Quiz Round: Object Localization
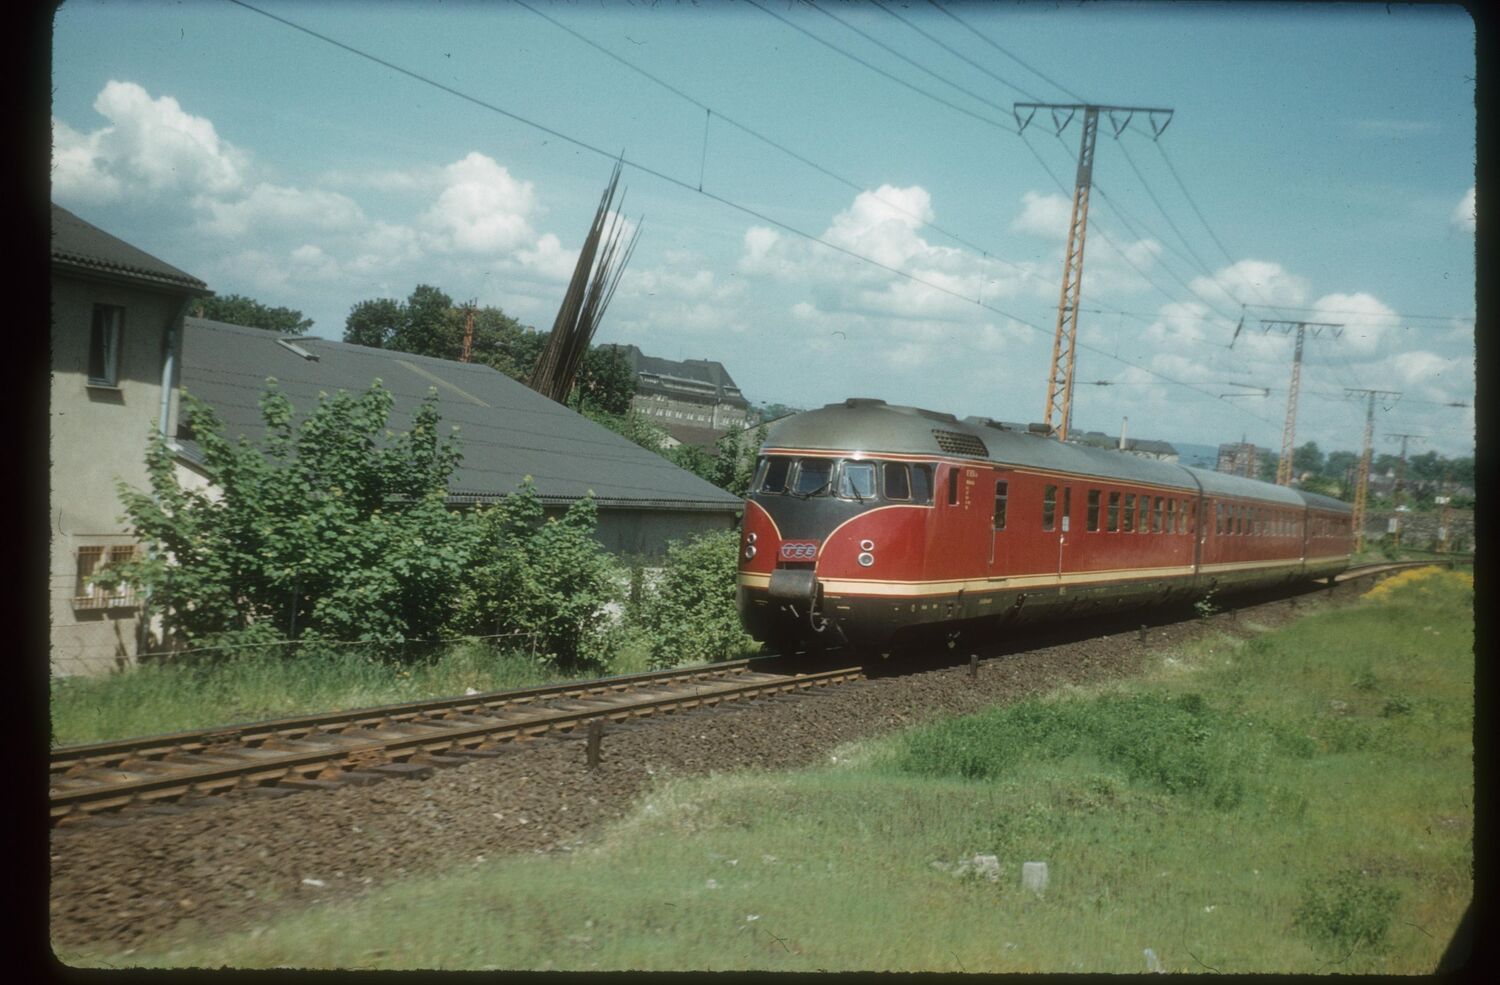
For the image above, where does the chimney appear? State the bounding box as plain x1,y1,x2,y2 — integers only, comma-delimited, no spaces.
1119,416,1129,451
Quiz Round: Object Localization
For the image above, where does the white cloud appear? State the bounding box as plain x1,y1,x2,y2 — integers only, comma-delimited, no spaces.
197,183,365,237
1308,292,1399,359
421,152,538,253
512,233,578,281
1450,186,1475,233
1010,191,1072,239
51,81,247,203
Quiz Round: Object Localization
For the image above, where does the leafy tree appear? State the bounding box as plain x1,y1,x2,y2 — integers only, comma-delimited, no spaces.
706,423,767,498
451,482,620,670
570,344,637,416
193,294,313,333
390,284,459,357
98,382,467,654
1292,441,1324,476
344,297,404,349
636,529,757,668
579,406,671,455
1323,449,1360,481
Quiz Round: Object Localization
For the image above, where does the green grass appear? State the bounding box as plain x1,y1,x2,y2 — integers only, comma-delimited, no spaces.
70,571,1472,972
50,642,579,746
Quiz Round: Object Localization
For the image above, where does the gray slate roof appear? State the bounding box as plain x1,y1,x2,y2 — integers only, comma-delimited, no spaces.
614,344,749,408
51,204,209,294
177,319,745,512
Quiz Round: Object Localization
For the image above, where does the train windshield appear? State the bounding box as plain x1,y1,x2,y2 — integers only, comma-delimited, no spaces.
757,456,792,494
790,458,835,497
839,461,877,500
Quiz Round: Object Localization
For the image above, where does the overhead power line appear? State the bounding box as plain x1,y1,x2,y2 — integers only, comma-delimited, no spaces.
229,0,1293,437
925,0,1088,103
870,0,1043,102
744,0,1018,134
513,0,1037,279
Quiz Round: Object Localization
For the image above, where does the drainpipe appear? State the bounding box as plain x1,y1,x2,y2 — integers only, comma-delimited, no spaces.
139,297,195,659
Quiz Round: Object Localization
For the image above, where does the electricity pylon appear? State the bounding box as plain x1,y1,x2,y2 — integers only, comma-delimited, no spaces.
1016,102,1174,441
1384,432,1424,547
1345,388,1402,552
1261,320,1342,485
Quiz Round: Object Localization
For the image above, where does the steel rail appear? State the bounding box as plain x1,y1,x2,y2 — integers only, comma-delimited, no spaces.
50,657,766,774
50,665,862,822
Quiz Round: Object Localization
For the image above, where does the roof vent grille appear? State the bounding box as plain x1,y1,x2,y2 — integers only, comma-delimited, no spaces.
932,429,988,457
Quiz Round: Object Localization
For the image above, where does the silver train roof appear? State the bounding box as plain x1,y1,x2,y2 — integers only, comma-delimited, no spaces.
763,399,1350,513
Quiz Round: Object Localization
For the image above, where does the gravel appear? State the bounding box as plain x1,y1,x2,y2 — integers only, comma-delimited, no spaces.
49,580,1369,956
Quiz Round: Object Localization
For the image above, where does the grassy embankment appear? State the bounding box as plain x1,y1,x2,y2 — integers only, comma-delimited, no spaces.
82,568,1472,973
50,640,661,747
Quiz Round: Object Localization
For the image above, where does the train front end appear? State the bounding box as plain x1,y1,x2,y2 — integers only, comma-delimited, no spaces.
736,400,939,653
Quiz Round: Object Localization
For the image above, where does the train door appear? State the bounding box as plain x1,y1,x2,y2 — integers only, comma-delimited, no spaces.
988,469,1011,575
1046,482,1072,580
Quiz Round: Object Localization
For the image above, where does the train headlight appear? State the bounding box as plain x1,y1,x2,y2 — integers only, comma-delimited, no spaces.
745,545,757,559
860,539,875,551
858,552,875,567
748,532,758,544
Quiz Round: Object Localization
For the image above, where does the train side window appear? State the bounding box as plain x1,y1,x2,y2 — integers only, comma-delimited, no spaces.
1107,492,1120,531
1138,495,1150,534
948,467,959,506
759,456,791,494
1042,484,1057,531
993,480,1009,530
1153,496,1164,533
1215,503,1223,535
1189,500,1196,535
1167,499,1177,533
884,462,911,501
1087,489,1101,531
1063,487,1072,531
1123,494,1136,532
839,461,877,501
910,464,933,504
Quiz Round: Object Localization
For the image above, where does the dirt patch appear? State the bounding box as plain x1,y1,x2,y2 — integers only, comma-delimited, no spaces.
50,581,1368,958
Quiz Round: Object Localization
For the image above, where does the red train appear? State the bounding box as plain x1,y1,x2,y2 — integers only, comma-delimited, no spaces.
736,399,1355,653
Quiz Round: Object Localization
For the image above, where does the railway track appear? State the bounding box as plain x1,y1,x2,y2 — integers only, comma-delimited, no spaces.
49,558,1459,826
49,659,863,825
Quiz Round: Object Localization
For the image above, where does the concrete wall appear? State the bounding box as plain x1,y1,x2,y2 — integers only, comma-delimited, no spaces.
50,272,188,676
1364,509,1475,553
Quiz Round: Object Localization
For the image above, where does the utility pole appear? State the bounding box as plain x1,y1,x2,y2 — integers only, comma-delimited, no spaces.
1261,320,1342,485
1384,432,1424,547
458,299,477,364
1015,102,1174,441
1345,388,1402,552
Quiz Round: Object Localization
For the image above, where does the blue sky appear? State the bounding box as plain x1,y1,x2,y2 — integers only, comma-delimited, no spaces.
52,0,1476,458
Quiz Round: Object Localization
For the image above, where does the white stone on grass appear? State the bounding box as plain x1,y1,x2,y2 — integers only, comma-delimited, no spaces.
1021,861,1049,894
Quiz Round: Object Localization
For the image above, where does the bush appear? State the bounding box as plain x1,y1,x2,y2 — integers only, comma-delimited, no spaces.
636,529,757,669
451,482,620,671
1294,869,1401,953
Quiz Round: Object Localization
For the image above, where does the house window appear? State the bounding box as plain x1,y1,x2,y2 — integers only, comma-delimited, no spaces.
993,480,1008,531
1042,484,1057,531
1087,489,1101,531
88,304,124,386
73,545,136,608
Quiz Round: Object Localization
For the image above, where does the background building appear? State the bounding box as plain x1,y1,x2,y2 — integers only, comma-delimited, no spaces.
1217,441,1261,478
611,344,750,440
50,204,210,676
